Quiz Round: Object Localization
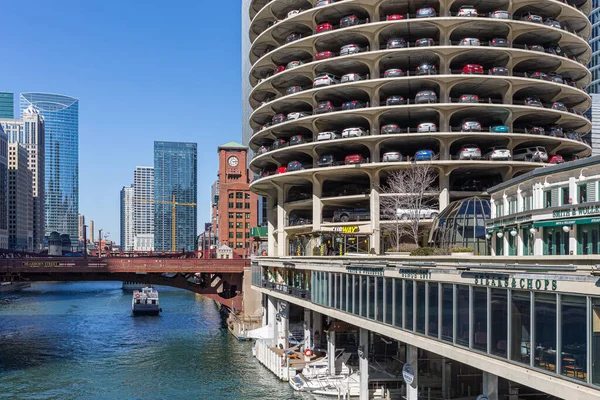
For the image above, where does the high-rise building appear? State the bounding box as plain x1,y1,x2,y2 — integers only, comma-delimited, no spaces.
0,127,7,249
215,142,257,257
133,166,154,251
0,105,46,250
0,92,13,119
153,141,197,251
589,3,600,93
20,93,78,246
591,94,600,155
7,143,33,250
120,186,135,251
78,214,85,243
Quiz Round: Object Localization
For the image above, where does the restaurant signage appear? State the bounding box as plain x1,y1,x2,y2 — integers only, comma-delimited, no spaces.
553,204,600,218
332,226,359,233
487,214,532,228
473,274,557,291
346,266,384,276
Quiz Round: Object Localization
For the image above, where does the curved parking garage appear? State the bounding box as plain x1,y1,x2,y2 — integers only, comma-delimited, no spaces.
247,0,592,259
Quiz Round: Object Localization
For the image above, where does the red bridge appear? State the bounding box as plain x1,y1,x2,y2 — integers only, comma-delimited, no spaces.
0,257,250,310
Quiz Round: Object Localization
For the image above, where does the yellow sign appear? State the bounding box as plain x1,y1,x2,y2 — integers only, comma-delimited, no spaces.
332,226,359,233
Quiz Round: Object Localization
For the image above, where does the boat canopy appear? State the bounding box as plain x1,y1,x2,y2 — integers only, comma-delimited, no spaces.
245,325,274,340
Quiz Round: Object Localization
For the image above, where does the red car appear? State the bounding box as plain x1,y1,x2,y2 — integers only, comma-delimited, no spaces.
274,65,286,74
276,166,287,174
386,14,405,20
316,22,334,33
315,50,335,60
344,154,366,165
548,155,564,164
462,64,484,74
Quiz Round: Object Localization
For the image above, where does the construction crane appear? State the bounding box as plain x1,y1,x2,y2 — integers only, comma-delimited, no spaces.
133,194,196,252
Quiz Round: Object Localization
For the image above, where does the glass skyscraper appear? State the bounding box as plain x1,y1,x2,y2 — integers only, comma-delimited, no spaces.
154,141,197,251
590,0,600,93
0,92,13,119
20,93,79,246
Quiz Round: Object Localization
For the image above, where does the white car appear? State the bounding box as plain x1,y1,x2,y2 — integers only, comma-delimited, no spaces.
482,147,511,161
396,207,439,220
383,152,402,162
286,111,311,120
342,127,367,138
461,120,481,132
340,44,361,55
287,9,301,18
341,73,363,83
417,122,437,132
458,144,481,160
458,6,477,16
313,73,340,87
459,38,480,46
317,131,342,141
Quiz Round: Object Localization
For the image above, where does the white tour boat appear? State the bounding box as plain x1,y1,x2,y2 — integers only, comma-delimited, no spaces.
131,287,161,316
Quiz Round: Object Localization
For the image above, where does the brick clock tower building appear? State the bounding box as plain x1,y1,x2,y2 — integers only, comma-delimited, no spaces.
214,142,257,257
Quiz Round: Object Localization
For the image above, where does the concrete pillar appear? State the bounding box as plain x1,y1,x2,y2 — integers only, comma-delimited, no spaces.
439,173,450,211
267,296,277,341
406,344,419,400
312,176,323,232
569,225,577,255
534,229,543,256
262,293,268,327
569,176,577,204
482,371,499,400
359,328,369,400
313,311,323,349
442,358,452,399
276,186,287,256
276,299,289,349
303,308,312,351
370,178,381,255
327,330,336,376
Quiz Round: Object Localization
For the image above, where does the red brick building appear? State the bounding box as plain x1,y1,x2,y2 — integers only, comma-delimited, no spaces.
212,142,258,258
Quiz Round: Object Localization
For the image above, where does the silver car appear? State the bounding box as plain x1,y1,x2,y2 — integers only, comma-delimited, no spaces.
417,122,437,132
340,44,361,55
341,73,363,83
317,131,342,141
512,146,548,162
461,120,482,132
396,207,439,220
490,10,511,19
459,38,480,46
342,127,367,138
482,147,511,161
458,144,481,160
382,152,402,162
313,73,340,87
286,111,311,120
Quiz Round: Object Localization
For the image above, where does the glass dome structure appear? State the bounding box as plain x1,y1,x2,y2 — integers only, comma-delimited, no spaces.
430,197,490,255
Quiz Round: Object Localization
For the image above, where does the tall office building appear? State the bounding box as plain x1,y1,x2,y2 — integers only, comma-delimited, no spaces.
133,166,154,250
0,92,13,119
592,94,600,155
0,105,46,250
154,141,197,251
120,186,135,251
0,127,7,249
590,3,600,93
20,93,78,246
7,143,33,250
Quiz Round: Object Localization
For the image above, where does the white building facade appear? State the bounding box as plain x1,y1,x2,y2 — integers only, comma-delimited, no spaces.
133,166,153,250
120,186,135,251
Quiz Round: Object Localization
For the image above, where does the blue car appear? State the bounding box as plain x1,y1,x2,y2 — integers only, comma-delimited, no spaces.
491,125,509,133
415,149,435,161
416,7,436,18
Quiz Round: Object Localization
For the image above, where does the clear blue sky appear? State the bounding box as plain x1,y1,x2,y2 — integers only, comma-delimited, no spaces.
1,1,243,244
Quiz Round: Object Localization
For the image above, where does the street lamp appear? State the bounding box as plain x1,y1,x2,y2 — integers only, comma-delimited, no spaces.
497,232,504,238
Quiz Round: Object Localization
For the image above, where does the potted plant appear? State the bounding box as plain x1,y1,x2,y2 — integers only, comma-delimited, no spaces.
450,247,475,256
386,243,419,256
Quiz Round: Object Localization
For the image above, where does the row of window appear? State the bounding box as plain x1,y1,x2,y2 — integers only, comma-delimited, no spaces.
229,222,251,229
228,192,252,199
308,271,597,386
228,202,252,209
228,212,252,219
228,232,251,239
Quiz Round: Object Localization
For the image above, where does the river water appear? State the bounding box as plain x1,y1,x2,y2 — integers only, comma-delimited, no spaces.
0,282,305,400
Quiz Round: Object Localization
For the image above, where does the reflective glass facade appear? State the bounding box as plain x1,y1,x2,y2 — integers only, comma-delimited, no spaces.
590,1,600,93
153,141,197,251
0,92,13,119
20,93,78,246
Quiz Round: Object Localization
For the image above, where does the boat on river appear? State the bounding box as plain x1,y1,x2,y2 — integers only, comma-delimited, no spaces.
131,287,161,316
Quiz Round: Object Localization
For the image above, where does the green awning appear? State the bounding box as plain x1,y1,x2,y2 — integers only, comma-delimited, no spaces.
533,216,600,228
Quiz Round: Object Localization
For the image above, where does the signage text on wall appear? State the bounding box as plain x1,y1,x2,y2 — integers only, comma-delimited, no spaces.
553,204,600,218
473,275,557,291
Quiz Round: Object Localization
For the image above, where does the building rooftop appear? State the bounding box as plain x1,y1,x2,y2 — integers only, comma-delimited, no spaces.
218,141,247,151
488,155,600,194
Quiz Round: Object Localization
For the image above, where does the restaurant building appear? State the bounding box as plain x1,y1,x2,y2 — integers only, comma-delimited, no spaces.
488,155,600,256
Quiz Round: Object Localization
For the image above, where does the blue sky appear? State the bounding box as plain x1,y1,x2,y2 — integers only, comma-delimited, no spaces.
1,1,243,243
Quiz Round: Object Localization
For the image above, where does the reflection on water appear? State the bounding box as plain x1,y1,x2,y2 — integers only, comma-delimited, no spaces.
0,282,305,400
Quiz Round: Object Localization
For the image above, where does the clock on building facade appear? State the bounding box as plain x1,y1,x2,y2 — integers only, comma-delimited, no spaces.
228,156,239,167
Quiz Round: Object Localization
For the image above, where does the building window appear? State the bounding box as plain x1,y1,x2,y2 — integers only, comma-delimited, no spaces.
245,232,249,239
246,213,251,219
385,278,393,325
228,232,233,238
544,227,570,255
228,212,234,219
228,222,233,229
228,202,234,208
245,202,250,209
416,281,426,334
236,222,242,229
561,296,587,381
236,202,243,209
428,282,439,338
236,213,243,219
228,193,234,199
360,276,368,318
591,298,600,385
523,193,533,212
496,204,504,218
236,232,242,238
236,242,243,248
544,191,552,208
511,290,531,365
245,222,250,229
561,187,570,206
456,285,469,347
534,293,556,370
405,280,413,330
236,192,243,199
473,287,487,352
491,289,508,358
353,276,360,315
245,193,250,199
579,184,588,203
394,279,402,328
441,284,453,342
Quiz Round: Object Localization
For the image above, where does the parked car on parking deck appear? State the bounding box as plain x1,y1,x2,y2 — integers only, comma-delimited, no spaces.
272,114,286,124
521,12,543,23
482,147,511,161
489,67,509,76
459,94,479,103
286,33,302,43
344,154,366,164
381,124,401,134
287,111,310,120
286,61,304,69
490,38,509,47
332,208,370,222
317,131,341,141
458,5,477,16
316,22,334,33
415,90,437,104
416,64,437,75
387,14,405,20
528,126,545,135
523,96,543,107
384,68,405,78
544,18,561,28
342,100,366,110
386,96,407,105
315,101,335,114
340,44,362,55
490,10,511,19
277,166,288,174
341,73,363,83
316,0,335,6
416,7,436,18
548,125,564,137
459,38,481,46
512,146,548,162
387,38,407,49
257,146,269,155
462,64,484,74
342,127,367,137
287,161,304,171
318,154,336,167
551,102,567,111
383,152,402,162
286,86,303,95
340,15,360,28
415,38,434,47
461,119,482,132
491,125,509,133
548,154,564,164
315,51,335,60
527,44,545,52
313,73,340,87
417,122,437,132
290,135,306,145
457,144,481,160
548,73,564,83
415,149,435,161
529,71,549,80
271,139,288,149
396,207,439,220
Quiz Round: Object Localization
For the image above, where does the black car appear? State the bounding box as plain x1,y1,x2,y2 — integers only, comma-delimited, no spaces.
381,124,402,134
527,44,545,52
528,126,545,135
342,100,366,110
546,44,565,56
415,90,437,104
272,113,286,124
286,86,303,95
415,38,434,47
521,12,543,23
387,38,407,49
547,72,564,83
318,154,336,167
290,134,306,145
386,95,407,105
529,71,549,80
340,15,361,28
523,96,543,107
489,38,509,47
489,67,509,76
315,101,335,114
551,101,567,111
287,188,311,202
286,33,302,43
547,125,564,137
271,138,288,149
416,64,437,75
544,18,561,28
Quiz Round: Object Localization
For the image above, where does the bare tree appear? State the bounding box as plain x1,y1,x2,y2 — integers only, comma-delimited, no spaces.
379,164,438,248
